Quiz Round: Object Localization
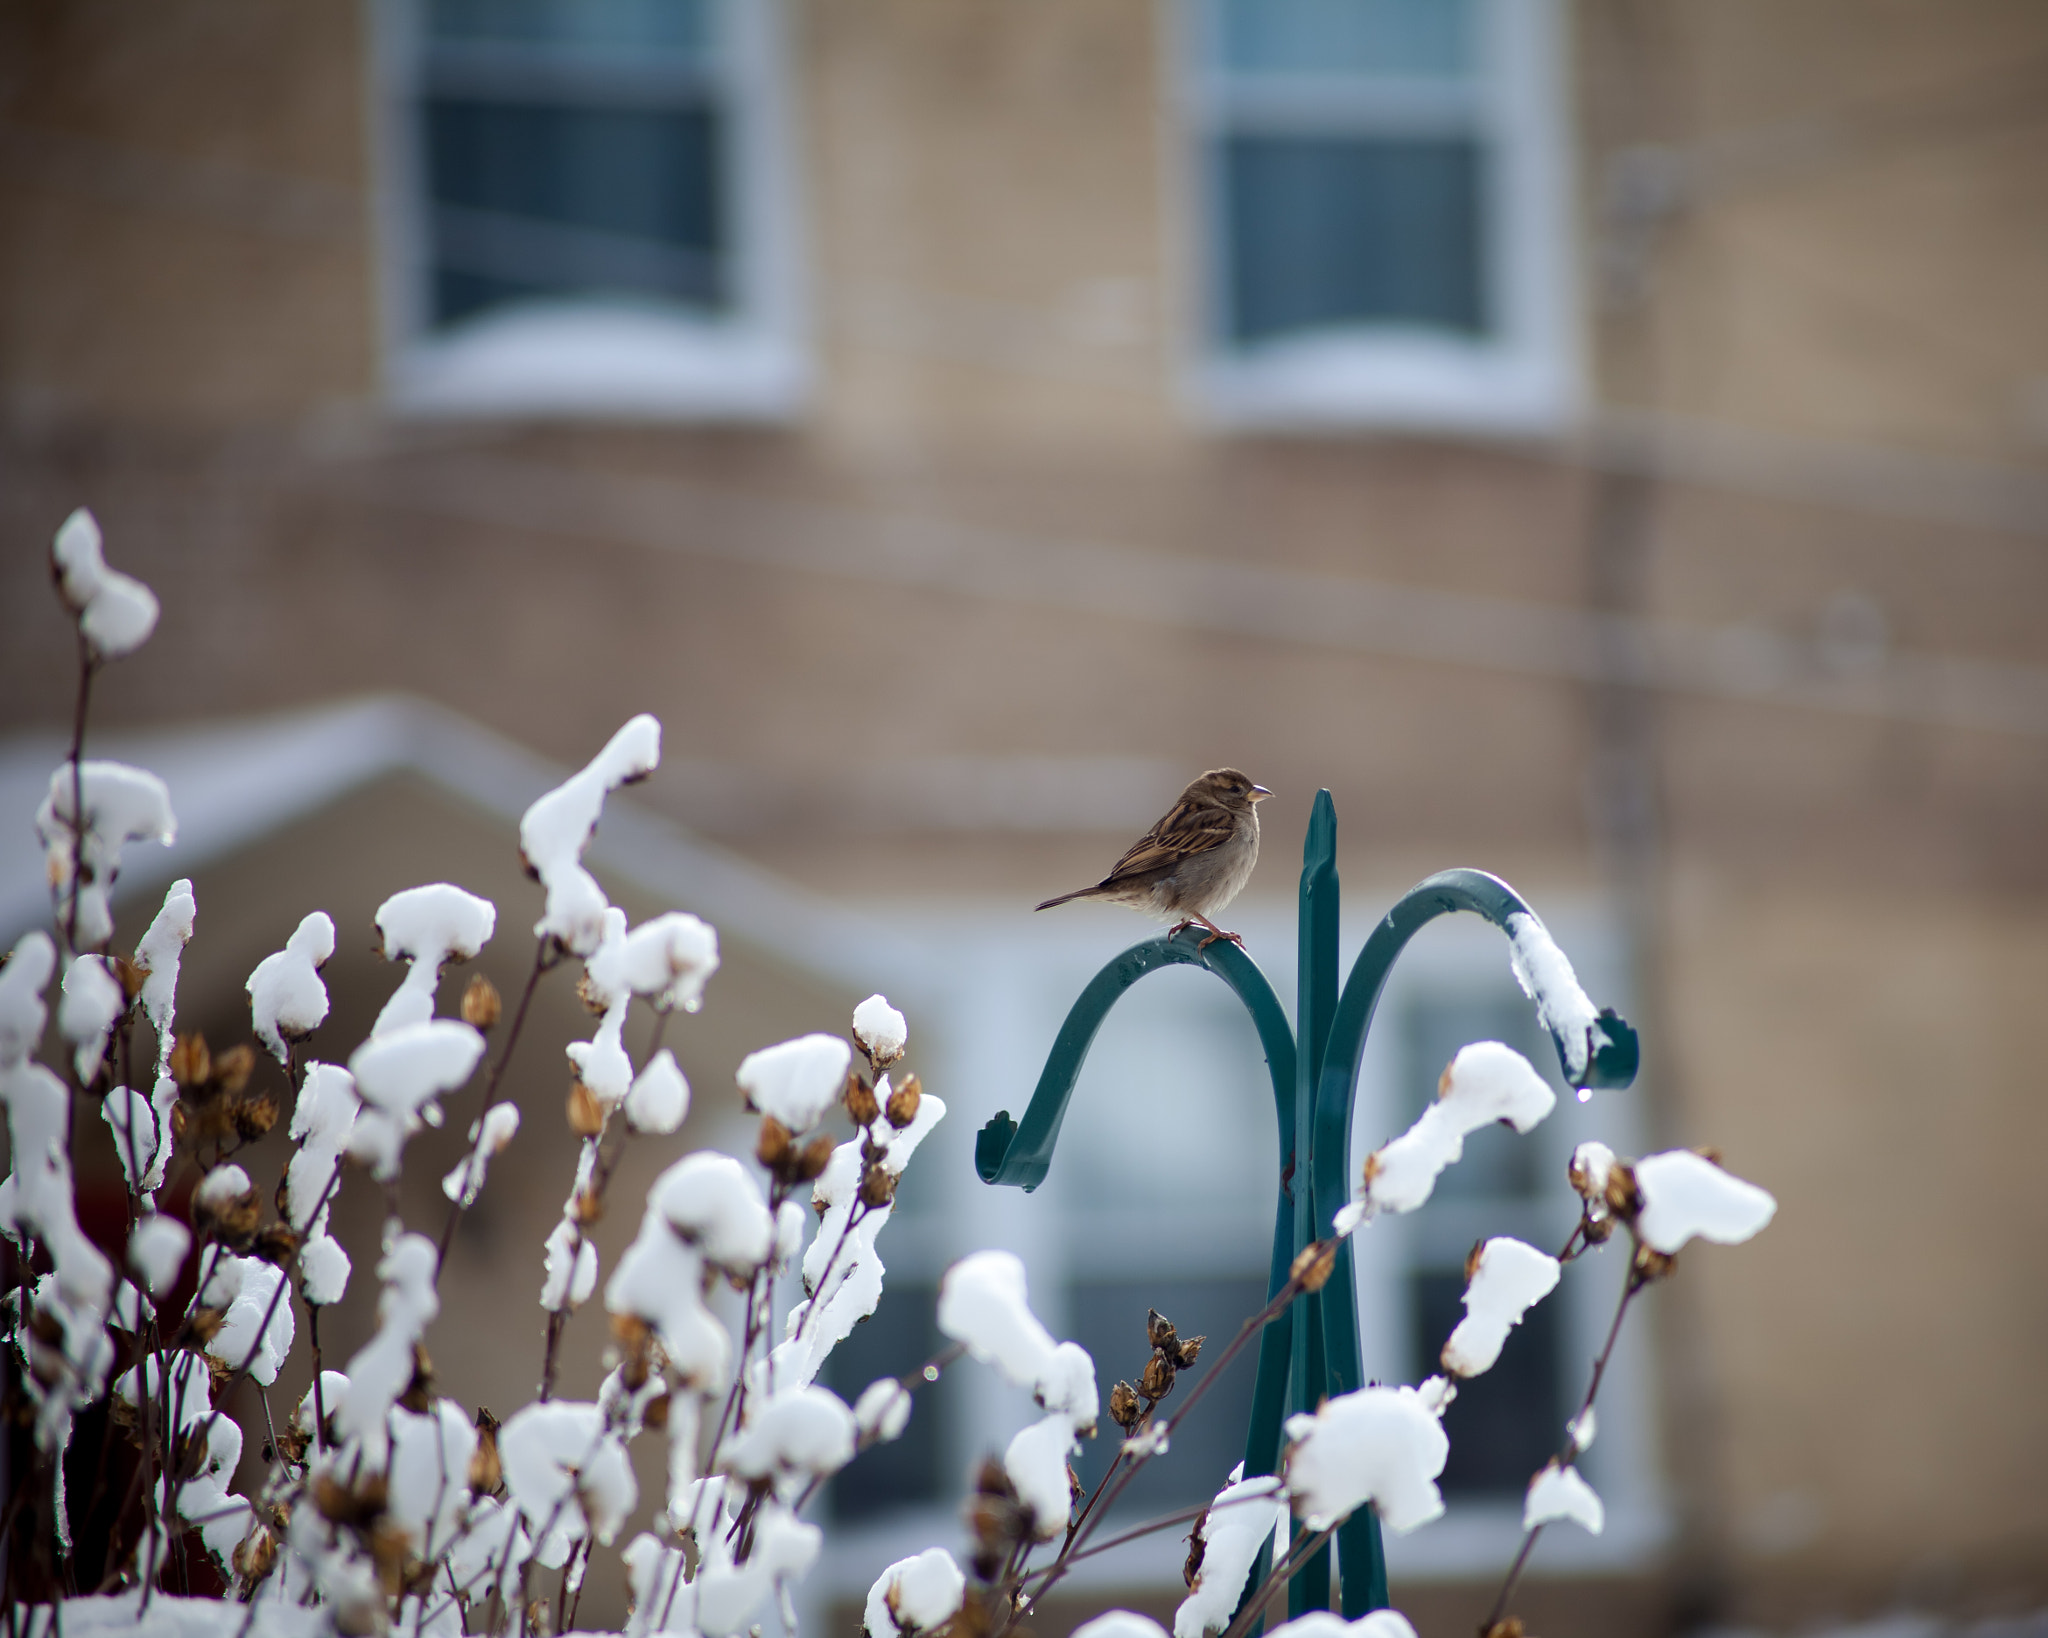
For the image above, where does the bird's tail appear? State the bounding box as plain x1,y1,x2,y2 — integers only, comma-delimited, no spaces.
1034,886,1103,912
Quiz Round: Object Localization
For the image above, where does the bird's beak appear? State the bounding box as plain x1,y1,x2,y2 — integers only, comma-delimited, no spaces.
1250,785,1272,802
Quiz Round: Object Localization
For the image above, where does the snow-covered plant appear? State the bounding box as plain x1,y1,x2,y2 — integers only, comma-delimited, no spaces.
0,508,1779,1638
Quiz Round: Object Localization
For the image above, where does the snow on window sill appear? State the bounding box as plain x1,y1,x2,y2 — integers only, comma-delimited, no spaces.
1193,330,1576,439
388,300,808,422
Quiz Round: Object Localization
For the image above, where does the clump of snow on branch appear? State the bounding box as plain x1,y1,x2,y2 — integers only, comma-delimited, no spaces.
59,955,124,1082
938,1250,1097,1538
1634,1150,1777,1253
1282,1382,1450,1534
285,1062,359,1305
854,1377,913,1444
127,1215,189,1297
35,761,175,949
724,1383,857,1500
625,1049,689,1134
587,909,720,1015
335,1233,438,1461
442,1101,521,1207
769,1074,945,1389
246,911,334,1064
1568,1139,1619,1225
102,1076,178,1198
1442,1238,1561,1379
853,994,908,1066
608,1152,774,1390
1523,1460,1604,1535
372,882,495,1034
864,1547,965,1638
1175,1464,1288,1638
0,931,56,1067
170,1413,255,1571
1354,1041,1554,1220
0,1049,115,1454
52,508,159,659
194,1252,295,1385
346,1018,484,1180
1263,1613,1420,1638
622,1487,820,1638
1505,910,1603,1085
739,1033,852,1133
501,1400,638,1564
133,878,195,1074
519,713,660,956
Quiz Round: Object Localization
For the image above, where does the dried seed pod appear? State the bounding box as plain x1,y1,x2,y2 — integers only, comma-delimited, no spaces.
1067,1461,1083,1503
796,1133,837,1183
183,1306,226,1347
253,1222,301,1267
170,1032,211,1088
567,1081,605,1138
845,1071,880,1127
461,973,502,1030
213,1044,256,1096
1633,1243,1677,1282
1464,1240,1487,1283
1108,1380,1140,1430
884,1073,922,1129
856,1162,898,1207
1139,1353,1176,1401
1603,1163,1642,1220
194,1181,262,1249
572,1188,603,1227
112,955,146,1000
1174,1334,1205,1369
234,1090,280,1142
1290,1239,1338,1293
234,1523,278,1586
974,1455,1012,1498
398,1343,436,1414
643,1392,671,1432
1146,1308,1178,1355
1184,1521,1207,1588
1482,1621,1525,1638
469,1409,502,1497
1583,1213,1616,1245
756,1115,793,1167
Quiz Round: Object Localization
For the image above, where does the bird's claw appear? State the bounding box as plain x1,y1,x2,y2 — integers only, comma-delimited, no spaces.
1195,927,1244,952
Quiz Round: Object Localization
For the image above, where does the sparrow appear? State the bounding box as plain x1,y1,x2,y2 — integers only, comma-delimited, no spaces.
1035,768,1272,949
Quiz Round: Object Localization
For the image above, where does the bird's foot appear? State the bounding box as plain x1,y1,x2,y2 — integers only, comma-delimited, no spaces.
1194,917,1244,952
1165,920,1198,941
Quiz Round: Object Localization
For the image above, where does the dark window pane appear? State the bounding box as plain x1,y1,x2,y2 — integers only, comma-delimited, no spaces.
821,1282,946,1517
1222,134,1485,342
423,98,723,322
428,0,713,60
1214,0,1476,80
1066,1276,1269,1521
1411,1268,1561,1497
1398,996,1544,1200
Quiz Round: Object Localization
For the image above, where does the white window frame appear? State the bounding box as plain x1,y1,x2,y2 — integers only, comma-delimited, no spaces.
1179,0,1580,436
370,0,807,421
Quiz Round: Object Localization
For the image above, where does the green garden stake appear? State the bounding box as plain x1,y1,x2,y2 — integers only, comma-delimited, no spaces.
976,791,1639,1620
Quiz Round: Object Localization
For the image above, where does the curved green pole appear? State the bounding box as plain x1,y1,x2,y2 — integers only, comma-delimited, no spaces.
974,934,1296,1192
972,928,1305,1602
1307,869,1640,1617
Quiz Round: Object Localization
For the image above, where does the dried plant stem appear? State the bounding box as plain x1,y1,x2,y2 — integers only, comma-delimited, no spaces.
1482,1252,1647,1634
437,939,555,1286
1013,1260,1316,1627
62,630,96,958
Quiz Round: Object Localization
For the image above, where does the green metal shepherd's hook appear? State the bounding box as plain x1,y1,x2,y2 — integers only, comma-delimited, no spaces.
976,790,1639,1620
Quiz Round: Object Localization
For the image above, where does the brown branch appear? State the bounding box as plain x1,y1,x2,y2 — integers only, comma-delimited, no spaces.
1482,1251,1649,1634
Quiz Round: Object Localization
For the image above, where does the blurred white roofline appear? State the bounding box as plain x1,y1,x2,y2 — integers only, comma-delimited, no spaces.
0,694,923,988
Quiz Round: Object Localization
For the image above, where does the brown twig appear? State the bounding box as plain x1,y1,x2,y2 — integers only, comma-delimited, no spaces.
1482,1251,1648,1634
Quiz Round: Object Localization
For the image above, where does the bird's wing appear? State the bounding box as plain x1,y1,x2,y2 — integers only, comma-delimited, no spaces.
1098,796,1233,885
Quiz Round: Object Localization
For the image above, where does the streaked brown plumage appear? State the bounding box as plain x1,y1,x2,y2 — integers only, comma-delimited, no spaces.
1035,768,1272,948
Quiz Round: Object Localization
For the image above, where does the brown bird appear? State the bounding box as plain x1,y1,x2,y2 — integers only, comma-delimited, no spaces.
1035,768,1272,949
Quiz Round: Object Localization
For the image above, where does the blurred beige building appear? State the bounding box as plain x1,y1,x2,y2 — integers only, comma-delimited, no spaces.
4,2,2047,1634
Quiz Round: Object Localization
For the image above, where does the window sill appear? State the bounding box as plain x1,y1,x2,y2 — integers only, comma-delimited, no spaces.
1192,331,1576,439
387,301,808,422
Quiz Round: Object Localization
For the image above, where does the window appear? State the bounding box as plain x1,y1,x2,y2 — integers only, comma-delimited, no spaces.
1185,0,1577,432
378,0,805,417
